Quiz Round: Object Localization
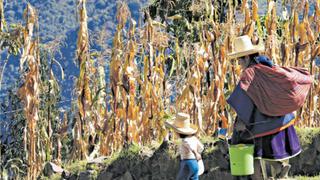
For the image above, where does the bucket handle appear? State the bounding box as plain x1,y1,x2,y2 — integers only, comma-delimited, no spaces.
227,125,256,147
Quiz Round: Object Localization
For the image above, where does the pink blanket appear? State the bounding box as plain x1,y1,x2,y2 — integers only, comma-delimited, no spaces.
239,64,313,116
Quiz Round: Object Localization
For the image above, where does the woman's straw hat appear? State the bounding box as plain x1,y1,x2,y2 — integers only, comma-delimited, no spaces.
228,35,265,59
165,113,198,135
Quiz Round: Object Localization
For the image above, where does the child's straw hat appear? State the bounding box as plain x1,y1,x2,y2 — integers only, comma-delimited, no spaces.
165,113,198,135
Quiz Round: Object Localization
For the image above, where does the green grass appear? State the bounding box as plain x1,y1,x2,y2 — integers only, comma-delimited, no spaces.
103,151,121,166
60,143,147,177
119,143,141,159
38,174,61,180
295,127,320,147
103,143,142,166
50,174,61,180
292,175,320,180
200,135,218,144
64,160,87,174
146,140,161,150
200,135,220,155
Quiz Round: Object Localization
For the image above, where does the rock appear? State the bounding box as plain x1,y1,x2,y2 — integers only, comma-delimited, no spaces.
43,162,64,177
79,170,95,180
108,158,128,177
68,174,78,180
315,154,320,171
62,170,71,179
140,175,152,180
158,140,169,150
140,147,154,158
88,156,107,165
79,171,90,180
87,156,107,172
301,164,318,175
215,140,229,155
207,150,229,171
122,171,133,180
301,148,317,165
131,163,147,179
201,169,233,180
314,136,320,152
116,171,133,180
97,170,113,180
60,130,320,179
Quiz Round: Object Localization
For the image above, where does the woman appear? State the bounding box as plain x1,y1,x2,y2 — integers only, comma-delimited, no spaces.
165,112,204,180
227,35,313,179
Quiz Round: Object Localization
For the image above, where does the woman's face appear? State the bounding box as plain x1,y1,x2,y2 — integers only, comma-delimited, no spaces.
238,56,251,69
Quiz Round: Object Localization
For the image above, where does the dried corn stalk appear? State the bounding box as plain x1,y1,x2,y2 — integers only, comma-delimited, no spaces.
100,0,320,155
139,12,169,142
101,2,131,154
265,1,280,63
70,0,93,160
252,0,258,22
122,19,139,143
18,4,41,180
0,0,4,32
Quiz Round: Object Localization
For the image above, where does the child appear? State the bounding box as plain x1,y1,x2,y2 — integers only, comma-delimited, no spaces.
165,113,204,180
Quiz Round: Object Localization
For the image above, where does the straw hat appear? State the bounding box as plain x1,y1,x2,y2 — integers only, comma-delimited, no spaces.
228,35,265,59
165,113,198,135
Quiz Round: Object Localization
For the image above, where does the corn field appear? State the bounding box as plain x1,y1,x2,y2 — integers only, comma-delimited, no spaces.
101,0,320,148
0,0,320,179
93,0,320,155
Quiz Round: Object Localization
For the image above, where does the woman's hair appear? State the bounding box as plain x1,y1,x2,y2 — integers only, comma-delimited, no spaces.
247,53,260,67
249,53,259,60
178,133,188,139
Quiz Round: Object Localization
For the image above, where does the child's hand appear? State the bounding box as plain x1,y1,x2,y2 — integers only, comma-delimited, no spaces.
195,152,202,161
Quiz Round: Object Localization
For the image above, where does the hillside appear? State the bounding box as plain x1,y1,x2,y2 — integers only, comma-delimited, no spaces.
0,0,148,107
1,0,320,179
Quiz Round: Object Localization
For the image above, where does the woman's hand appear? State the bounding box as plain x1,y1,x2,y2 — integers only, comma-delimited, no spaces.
235,119,246,131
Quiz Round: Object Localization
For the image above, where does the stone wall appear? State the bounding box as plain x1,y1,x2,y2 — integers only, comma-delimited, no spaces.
57,128,320,180
289,128,320,176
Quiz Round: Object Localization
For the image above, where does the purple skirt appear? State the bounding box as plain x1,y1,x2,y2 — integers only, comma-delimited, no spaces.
231,125,301,160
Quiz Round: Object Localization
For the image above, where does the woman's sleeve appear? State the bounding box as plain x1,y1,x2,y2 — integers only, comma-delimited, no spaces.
227,84,254,125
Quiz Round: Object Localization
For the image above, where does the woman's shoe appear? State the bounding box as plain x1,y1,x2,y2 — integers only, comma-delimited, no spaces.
278,164,291,178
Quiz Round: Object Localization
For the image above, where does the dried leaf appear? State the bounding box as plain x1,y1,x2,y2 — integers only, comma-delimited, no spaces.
252,0,258,21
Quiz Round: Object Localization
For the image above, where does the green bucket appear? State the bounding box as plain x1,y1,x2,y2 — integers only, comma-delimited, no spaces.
229,144,254,176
